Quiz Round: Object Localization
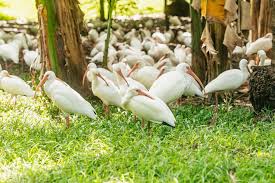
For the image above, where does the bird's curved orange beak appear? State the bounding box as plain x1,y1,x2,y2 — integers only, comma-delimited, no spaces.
156,61,167,70
127,63,139,77
117,69,129,86
34,74,48,97
82,69,88,87
96,73,109,86
186,68,204,90
137,89,154,100
156,66,166,79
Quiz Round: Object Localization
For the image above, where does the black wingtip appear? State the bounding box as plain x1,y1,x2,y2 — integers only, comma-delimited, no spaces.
162,122,175,128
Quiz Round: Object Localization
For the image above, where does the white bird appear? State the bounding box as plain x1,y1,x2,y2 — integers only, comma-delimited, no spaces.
149,63,204,104
169,16,181,26
174,44,187,64
83,63,116,86
36,71,96,127
88,29,99,43
0,39,4,45
0,70,34,103
148,43,172,61
112,63,147,96
85,68,121,114
204,59,250,94
0,33,28,67
246,33,272,56
257,50,271,66
127,61,166,89
177,31,192,47
23,49,41,70
130,37,142,51
152,29,166,44
122,86,176,129
164,29,175,43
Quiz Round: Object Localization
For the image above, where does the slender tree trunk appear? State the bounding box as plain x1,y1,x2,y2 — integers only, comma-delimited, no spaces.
164,0,169,30
103,0,116,68
190,3,207,83
271,0,275,65
36,0,87,93
207,23,228,83
100,0,105,21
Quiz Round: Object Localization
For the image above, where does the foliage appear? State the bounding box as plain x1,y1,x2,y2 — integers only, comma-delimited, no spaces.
0,0,14,20
0,69,273,182
80,0,164,19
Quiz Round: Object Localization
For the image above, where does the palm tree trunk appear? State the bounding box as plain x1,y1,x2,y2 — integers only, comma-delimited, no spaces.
190,2,206,83
100,0,105,21
271,0,275,65
36,0,87,93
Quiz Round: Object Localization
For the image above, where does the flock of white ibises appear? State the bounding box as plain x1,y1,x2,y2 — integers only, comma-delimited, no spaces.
0,18,272,129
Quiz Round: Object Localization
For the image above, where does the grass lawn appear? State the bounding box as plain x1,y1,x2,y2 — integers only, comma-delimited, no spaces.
0,84,274,182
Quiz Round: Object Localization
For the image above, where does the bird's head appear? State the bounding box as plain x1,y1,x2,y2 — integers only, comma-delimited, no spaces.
123,86,154,105
113,63,129,86
239,59,250,74
36,71,55,89
257,50,266,65
176,63,204,89
127,61,144,77
0,70,11,78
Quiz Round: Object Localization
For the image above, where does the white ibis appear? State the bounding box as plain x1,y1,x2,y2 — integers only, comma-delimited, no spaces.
204,59,250,94
23,49,41,70
169,16,181,26
84,68,121,114
122,86,176,130
164,29,175,43
88,29,99,43
83,63,116,86
204,59,250,124
149,63,204,104
257,50,271,66
177,31,192,47
112,63,147,96
0,70,34,104
152,28,166,44
246,33,272,56
36,71,96,127
0,33,28,68
127,61,167,89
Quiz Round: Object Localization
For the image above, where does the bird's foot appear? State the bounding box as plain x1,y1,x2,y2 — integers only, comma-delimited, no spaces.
65,116,70,128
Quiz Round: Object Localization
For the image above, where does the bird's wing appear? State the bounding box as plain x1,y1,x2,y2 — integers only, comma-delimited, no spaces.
149,72,186,103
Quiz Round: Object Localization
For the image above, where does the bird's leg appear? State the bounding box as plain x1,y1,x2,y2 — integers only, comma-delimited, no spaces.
5,61,8,70
103,104,110,115
176,98,182,106
210,92,218,126
21,58,24,72
9,95,17,105
147,121,152,136
65,115,70,128
134,115,137,122
141,118,145,128
31,69,36,86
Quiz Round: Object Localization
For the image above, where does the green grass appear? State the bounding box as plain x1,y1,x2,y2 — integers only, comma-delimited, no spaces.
0,85,274,182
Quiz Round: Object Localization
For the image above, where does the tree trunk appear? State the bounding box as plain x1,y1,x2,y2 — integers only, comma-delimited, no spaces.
164,0,169,30
190,3,207,83
271,0,275,65
251,0,272,41
103,0,116,68
208,23,228,83
100,0,105,21
36,0,87,93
